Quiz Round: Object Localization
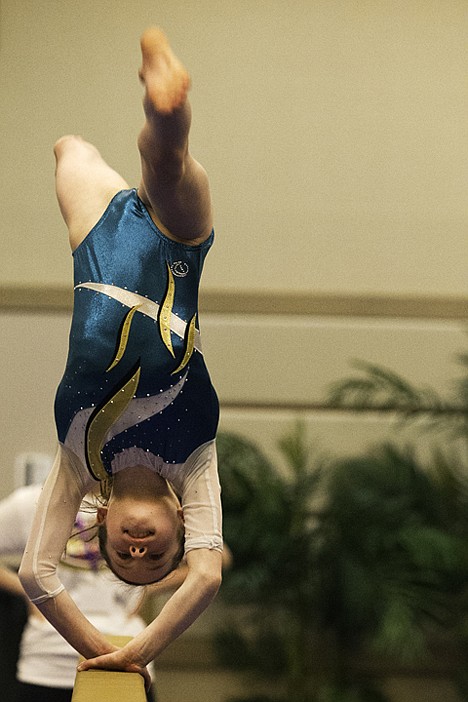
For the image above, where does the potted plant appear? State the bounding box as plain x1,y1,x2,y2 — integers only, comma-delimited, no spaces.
214,350,468,701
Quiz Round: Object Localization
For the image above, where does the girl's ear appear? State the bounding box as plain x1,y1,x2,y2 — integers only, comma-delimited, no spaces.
96,506,108,524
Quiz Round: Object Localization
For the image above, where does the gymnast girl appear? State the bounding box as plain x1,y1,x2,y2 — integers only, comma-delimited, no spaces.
19,27,222,687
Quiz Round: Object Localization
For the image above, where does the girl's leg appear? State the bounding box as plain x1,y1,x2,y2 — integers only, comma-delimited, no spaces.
137,28,212,243
54,135,128,251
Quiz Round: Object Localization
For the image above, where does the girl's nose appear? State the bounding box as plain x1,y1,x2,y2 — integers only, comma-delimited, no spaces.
129,545,147,558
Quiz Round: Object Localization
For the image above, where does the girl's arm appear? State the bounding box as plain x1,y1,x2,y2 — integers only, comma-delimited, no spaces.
79,440,223,670
35,589,152,687
78,547,222,671
18,447,117,660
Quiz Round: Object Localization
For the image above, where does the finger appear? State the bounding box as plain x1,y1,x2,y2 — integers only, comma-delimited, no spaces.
77,656,109,671
140,667,152,691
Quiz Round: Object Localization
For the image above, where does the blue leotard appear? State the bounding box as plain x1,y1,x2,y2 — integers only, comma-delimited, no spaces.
54,189,219,480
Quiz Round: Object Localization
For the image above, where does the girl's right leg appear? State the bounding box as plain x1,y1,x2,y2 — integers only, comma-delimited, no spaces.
137,28,213,243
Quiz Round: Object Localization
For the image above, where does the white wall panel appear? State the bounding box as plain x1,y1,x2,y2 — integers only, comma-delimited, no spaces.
203,314,466,405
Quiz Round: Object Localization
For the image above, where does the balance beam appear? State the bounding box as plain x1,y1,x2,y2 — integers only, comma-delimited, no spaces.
72,636,146,702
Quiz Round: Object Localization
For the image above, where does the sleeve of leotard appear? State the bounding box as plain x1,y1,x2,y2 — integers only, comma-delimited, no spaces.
18,446,93,604
169,441,223,554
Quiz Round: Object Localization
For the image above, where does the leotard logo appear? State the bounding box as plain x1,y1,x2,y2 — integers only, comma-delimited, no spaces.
170,261,189,277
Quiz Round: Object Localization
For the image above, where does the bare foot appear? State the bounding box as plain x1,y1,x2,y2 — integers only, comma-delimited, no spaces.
139,27,191,114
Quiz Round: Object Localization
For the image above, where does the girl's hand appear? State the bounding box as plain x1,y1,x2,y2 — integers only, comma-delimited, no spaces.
77,649,152,690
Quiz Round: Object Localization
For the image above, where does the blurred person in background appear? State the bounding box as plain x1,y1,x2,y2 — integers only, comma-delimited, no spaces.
0,479,157,702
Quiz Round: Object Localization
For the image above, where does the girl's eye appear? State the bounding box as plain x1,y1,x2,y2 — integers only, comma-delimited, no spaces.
117,552,131,560
149,553,164,561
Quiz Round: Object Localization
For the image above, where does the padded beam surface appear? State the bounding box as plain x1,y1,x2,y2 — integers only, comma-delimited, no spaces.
72,636,146,702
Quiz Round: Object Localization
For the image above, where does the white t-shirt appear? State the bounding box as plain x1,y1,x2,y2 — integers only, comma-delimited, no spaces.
0,484,146,688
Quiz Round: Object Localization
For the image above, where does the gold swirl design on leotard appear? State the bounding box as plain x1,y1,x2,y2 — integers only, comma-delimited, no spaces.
159,263,176,358
85,366,141,481
171,314,196,375
106,305,142,372
75,283,204,355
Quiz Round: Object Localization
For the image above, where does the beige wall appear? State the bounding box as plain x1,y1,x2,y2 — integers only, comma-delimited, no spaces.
0,307,465,500
0,5,467,700
0,0,467,296
1,0,466,487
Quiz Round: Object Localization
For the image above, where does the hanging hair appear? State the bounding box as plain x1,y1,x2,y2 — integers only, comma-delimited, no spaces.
99,477,113,505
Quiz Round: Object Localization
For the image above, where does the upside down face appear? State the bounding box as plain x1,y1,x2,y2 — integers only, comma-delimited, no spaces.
97,492,184,584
